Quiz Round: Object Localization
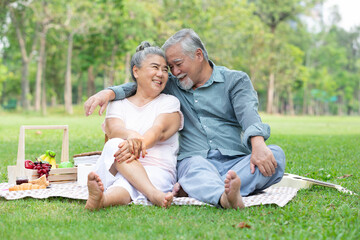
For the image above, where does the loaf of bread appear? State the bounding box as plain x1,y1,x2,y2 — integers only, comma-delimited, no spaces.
9,183,46,191
29,175,49,187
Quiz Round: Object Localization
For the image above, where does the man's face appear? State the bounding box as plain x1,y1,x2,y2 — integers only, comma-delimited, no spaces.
165,43,198,90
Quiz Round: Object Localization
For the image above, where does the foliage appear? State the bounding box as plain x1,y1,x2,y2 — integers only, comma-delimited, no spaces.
0,0,359,115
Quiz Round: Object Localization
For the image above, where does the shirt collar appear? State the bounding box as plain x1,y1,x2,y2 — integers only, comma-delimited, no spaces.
207,60,224,83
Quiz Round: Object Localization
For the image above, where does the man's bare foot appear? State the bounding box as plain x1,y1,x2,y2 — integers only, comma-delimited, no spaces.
85,172,105,210
172,182,188,197
149,191,173,208
220,170,245,209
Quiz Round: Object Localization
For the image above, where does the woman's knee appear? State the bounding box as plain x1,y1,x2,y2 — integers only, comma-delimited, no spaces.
106,137,124,146
104,138,124,151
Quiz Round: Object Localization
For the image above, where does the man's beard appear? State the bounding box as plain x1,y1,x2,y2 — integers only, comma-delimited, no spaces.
177,73,194,90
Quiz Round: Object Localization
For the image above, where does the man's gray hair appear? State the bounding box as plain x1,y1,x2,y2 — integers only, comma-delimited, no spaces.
130,41,166,82
162,29,209,61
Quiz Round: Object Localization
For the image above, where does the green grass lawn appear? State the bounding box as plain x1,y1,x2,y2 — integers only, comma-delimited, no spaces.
0,107,359,240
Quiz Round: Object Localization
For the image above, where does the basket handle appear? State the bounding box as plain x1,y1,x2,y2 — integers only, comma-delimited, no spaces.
16,125,69,177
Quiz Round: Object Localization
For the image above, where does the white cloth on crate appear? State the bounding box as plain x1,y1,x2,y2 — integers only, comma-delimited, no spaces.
96,93,183,201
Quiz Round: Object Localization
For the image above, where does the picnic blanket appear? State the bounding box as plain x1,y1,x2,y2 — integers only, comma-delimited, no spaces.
2,173,355,207
0,182,298,207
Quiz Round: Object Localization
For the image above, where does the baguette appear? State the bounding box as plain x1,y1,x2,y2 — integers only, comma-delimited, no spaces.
9,183,46,191
29,175,49,187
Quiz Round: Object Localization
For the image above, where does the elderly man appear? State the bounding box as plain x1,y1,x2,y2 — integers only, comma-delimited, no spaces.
84,29,285,209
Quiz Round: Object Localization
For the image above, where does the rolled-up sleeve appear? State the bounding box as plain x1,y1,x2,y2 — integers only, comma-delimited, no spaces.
229,72,270,150
108,82,137,100
243,122,270,150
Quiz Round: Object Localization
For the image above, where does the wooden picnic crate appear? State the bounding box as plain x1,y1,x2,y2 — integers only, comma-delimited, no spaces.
7,125,77,184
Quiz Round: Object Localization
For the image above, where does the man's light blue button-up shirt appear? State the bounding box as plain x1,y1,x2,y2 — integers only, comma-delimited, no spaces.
109,61,270,161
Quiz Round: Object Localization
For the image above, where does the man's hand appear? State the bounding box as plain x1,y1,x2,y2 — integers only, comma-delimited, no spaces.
250,136,277,177
84,89,115,116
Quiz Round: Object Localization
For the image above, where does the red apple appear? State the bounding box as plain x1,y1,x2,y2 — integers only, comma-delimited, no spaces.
25,160,35,169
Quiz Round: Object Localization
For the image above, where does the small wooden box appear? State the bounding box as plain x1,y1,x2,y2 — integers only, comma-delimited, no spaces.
7,125,77,184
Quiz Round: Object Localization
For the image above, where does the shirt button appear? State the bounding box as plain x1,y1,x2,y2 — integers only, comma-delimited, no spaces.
195,99,198,103
209,140,212,143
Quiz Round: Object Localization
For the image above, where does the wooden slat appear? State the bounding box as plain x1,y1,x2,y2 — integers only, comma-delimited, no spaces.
24,169,38,180
50,167,77,174
61,126,69,162
16,126,26,178
50,180,76,184
22,125,69,130
48,174,77,181
73,151,102,158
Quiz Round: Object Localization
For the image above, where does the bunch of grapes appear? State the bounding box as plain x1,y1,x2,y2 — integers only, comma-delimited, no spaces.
33,161,52,179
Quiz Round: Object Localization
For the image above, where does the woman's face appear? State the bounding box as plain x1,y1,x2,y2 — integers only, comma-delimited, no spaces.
133,54,169,97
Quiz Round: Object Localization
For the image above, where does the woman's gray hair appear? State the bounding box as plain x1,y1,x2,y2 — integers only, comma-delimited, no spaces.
130,41,166,82
162,29,209,61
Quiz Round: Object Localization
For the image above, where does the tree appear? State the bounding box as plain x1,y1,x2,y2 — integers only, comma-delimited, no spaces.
31,1,57,113
9,2,38,110
61,0,95,114
251,0,320,114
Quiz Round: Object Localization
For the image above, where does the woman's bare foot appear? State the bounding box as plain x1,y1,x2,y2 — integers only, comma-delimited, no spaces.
149,191,173,208
85,172,105,210
220,170,245,209
172,182,188,197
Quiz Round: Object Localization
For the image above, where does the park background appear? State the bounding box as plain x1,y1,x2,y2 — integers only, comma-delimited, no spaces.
0,0,359,116
0,1,359,239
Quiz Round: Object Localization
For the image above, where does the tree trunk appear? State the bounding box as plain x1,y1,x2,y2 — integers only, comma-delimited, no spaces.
308,98,314,115
41,75,47,116
288,87,295,116
108,45,118,87
35,30,46,111
325,102,329,115
337,94,343,116
64,33,73,114
41,43,47,116
21,60,30,110
10,8,35,110
266,26,277,115
77,73,83,104
273,90,279,114
266,72,275,114
125,52,131,83
0,81,6,105
51,95,57,107
302,83,308,115
87,65,95,97
278,95,284,114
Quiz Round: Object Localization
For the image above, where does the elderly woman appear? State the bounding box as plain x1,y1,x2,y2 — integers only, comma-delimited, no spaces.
85,42,183,210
